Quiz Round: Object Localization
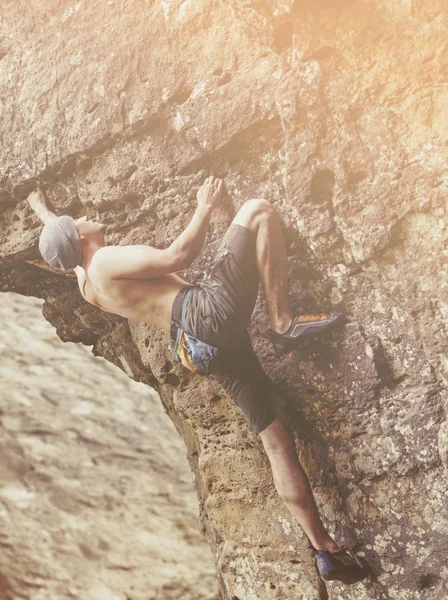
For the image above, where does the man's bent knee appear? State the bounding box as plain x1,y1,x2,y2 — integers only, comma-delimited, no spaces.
233,198,277,231
244,198,276,218
259,415,294,454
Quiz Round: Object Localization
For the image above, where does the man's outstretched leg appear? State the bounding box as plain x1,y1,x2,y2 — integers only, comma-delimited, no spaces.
260,415,337,551
232,199,344,355
260,415,370,584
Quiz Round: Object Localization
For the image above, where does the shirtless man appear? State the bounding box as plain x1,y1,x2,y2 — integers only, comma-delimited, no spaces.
27,177,369,585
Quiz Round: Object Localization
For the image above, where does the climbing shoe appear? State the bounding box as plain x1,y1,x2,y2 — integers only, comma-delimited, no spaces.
314,546,370,585
268,312,345,356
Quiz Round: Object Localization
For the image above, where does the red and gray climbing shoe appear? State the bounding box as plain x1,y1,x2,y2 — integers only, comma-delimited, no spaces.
314,546,370,585
269,312,345,356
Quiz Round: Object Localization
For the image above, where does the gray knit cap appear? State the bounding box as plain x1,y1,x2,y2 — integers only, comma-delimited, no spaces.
38,216,83,270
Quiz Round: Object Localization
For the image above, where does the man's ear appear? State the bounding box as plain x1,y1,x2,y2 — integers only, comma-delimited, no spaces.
79,234,85,241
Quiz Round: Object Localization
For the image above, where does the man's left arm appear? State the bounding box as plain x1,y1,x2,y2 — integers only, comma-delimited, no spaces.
26,189,58,224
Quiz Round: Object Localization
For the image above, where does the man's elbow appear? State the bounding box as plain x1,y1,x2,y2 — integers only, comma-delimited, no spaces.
170,246,191,271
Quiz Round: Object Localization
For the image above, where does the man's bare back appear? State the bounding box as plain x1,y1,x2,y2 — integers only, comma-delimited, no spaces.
28,177,224,333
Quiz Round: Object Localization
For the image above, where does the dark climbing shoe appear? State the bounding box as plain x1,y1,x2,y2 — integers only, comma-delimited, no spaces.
314,546,370,585
269,312,345,356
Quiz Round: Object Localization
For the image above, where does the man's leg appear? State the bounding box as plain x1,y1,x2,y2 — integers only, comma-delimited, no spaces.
212,340,370,583
232,199,293,334
231,199,343,355
259,414,338,552
260,415,370,584
213,338,337,550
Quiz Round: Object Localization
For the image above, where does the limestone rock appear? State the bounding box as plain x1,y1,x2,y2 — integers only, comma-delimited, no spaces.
1,1,447,599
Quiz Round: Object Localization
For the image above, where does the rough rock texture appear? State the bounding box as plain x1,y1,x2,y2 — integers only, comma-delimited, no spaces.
1,1,447,599
0,293,219,600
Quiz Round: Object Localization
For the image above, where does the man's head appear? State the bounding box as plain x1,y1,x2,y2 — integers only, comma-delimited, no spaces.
73,215,106,240
39,215,105,270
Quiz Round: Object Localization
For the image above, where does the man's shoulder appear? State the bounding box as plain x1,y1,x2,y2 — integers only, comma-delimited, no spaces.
91,244,148,262
88,246,117,282
90,245,124,270
92,245,117,261
89,244,145,283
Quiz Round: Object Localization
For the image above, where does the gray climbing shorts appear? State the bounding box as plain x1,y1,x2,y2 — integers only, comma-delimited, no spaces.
171,224,285,433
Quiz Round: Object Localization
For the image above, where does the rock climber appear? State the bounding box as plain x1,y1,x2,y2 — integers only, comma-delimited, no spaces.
27,177,370,585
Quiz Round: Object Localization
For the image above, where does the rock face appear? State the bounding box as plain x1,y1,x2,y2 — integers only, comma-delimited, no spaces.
1,1,447,599
0,293,219,600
